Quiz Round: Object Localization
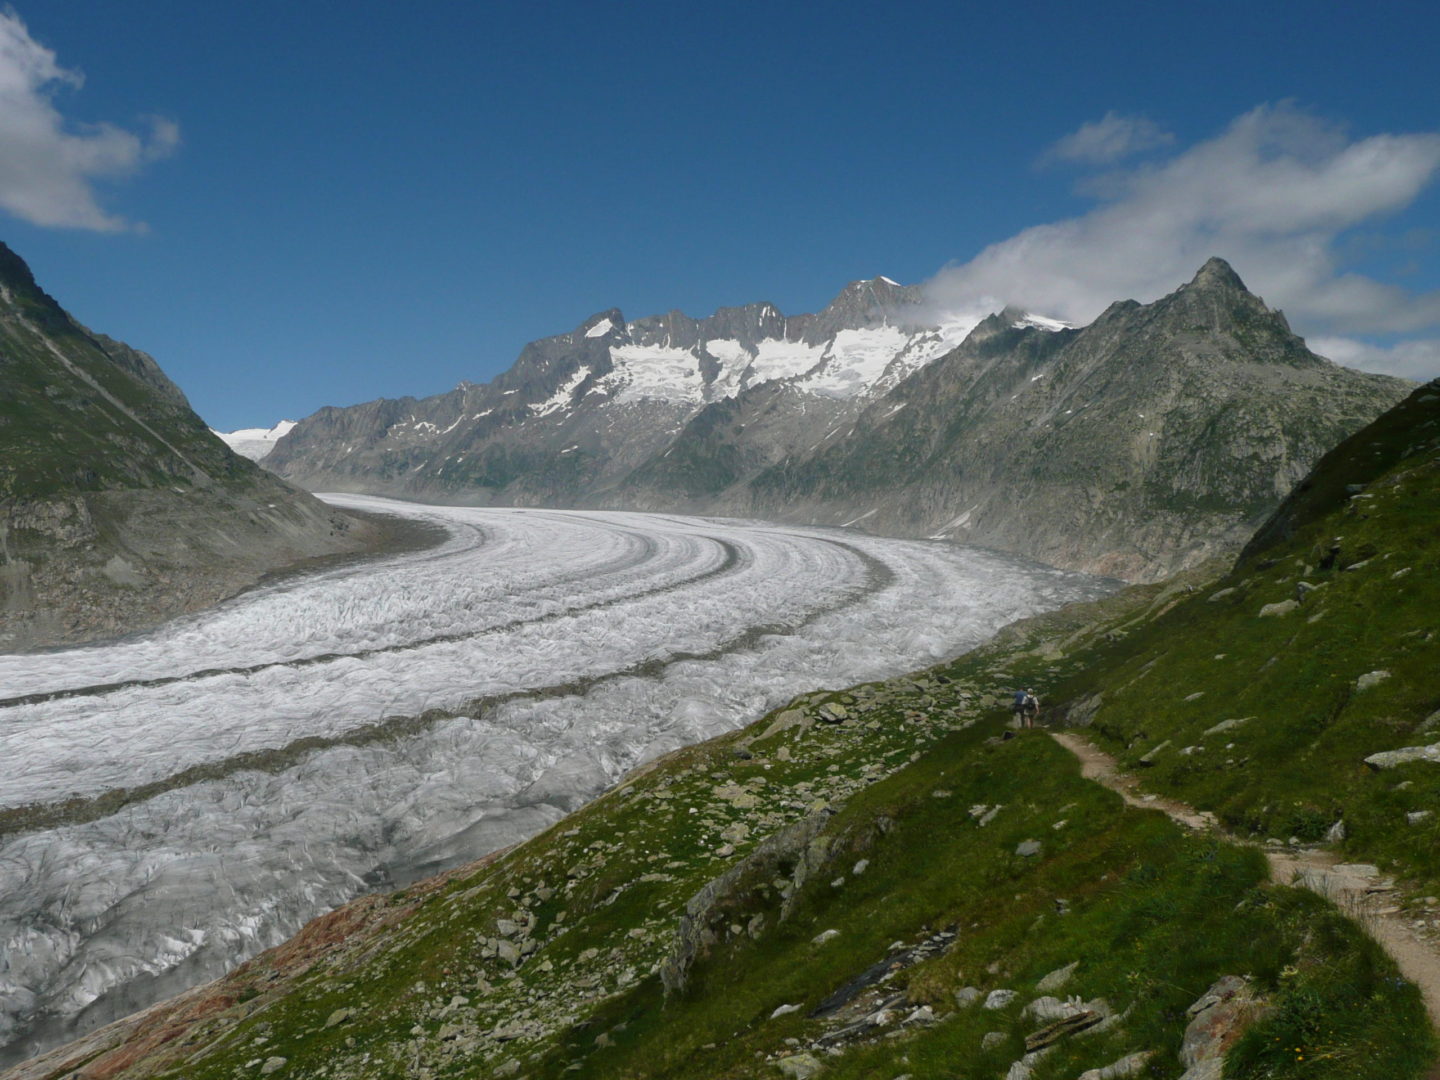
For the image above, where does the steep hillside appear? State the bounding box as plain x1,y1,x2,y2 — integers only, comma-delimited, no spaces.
1044,377,1440,883
730,259,1410,580
15,382,1440,1080
0,241,384,651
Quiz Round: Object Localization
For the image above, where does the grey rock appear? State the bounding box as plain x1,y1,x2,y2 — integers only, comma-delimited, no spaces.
1137,741,1171,766
1035,960,1079,992
1355,670,1391,691
1023,995,1081,1021
984,988,1019,1010
981,1031,1007,1049
260,1058,288,1075
1203,717,1252,736
1015,840,1043,858
1364,743,1440,770
776,1052,824,1078
1258,599,1298,618
1179,975,1270,1077
954,986,982,1007
1078,1051,1155,1079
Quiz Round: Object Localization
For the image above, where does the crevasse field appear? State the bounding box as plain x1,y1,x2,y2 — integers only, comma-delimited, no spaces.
0,496,1112,1064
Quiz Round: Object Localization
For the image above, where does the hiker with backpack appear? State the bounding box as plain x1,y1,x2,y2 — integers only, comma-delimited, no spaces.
1022,688,1040,727
1012,688,1028,727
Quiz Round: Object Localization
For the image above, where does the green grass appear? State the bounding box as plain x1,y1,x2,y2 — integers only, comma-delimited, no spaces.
1039,385,1440,891
139,572,1434,1079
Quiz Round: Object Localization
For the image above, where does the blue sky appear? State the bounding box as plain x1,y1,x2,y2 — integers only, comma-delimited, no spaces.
3,0,1439,429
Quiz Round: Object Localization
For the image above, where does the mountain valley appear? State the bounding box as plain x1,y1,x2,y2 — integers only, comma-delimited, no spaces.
11,378,1437,1080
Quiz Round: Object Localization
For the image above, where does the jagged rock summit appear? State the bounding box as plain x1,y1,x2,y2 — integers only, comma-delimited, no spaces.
0,241,378,650
267,259,1411,582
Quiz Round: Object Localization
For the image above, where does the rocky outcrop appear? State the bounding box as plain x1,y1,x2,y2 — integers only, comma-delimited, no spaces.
0,240,381,650
1178,976,1271,1080
660,807,838,995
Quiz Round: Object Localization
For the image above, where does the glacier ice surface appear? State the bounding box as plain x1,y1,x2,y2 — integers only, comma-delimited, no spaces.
0,497,1112,1065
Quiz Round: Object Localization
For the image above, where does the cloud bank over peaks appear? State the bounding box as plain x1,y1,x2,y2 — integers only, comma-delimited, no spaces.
925,104,1440,381
0,9,178,232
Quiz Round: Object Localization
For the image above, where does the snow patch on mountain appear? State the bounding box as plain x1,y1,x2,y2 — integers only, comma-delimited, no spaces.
704,338,754,400
748,337,827,384
530,367,591,416
603,344,707,404
1014,312,1072,332
801,325,913,397
211,420,296,461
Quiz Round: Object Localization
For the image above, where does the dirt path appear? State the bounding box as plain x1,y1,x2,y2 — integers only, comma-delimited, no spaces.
1051,730,1440,1030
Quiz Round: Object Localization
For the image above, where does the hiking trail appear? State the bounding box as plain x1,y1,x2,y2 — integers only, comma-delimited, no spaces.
1051,729,1440,1031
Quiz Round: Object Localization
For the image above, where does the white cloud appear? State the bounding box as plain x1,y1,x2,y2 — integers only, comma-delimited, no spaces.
1308,336,1440,382
926,104,1440,381
1043,111,1173,165
0,8,178,232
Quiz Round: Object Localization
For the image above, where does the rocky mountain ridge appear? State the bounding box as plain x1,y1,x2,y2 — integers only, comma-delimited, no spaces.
263,277,999,507
0,241,381,651
266,260,1410,582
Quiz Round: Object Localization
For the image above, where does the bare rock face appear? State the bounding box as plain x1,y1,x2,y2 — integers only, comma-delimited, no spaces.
0,241,377,651
1178,975,1271,1079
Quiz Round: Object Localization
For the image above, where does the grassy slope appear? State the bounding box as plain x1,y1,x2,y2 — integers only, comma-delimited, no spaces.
0,241,258,501
43,552,1431,1080
1043,380,1440,891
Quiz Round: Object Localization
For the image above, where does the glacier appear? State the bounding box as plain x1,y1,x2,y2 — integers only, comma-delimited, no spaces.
0,496,1113,1066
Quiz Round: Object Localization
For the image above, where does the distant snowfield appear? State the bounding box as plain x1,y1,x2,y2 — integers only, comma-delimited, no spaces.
210,419,296,460
0,497,1112,1064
